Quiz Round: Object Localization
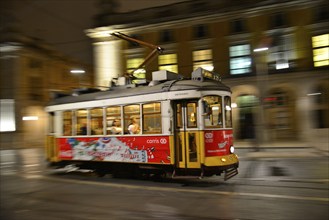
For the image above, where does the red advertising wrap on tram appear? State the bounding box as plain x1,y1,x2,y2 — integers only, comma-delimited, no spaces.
58,136,171,164
204,130,233,157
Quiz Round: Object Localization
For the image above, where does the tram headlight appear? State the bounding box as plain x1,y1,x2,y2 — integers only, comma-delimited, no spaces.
229,146,235,154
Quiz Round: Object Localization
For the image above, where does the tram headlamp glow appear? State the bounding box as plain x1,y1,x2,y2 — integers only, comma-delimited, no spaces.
229,146,235,154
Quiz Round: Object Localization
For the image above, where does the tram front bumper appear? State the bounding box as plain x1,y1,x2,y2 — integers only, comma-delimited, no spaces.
204,153,239,168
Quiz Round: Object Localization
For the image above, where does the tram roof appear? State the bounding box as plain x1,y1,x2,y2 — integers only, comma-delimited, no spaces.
48,78,231,106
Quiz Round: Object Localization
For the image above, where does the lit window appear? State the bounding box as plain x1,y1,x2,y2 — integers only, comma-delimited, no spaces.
63,111,72,136
106,106,122,135
268,35,294,70
143,103,162,134
203,96,223,128
90,108,104,135
229,44,251,75
76,110,88,135
126,58,146,79
312,34,329,67
158,53,178,73
0,99,16,132
193,49,214,71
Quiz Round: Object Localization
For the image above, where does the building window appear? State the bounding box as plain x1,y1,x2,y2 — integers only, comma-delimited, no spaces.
126,57,146,80
127,34,141,48
159,53,178,73
268,35,294,70
315,4,329,22
230,19,246,34
312,34,329,67
29,76,43,101
160,30,173,43
0,99,16,132
270,12,287,29
193,24,208,38
229,44,251,75
193,49,213,71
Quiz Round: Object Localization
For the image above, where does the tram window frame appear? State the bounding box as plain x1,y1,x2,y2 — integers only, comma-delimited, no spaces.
63,111,73,136
90,108,104,135
142,102,162,134
175,103,183,128
124,104,141,134
106,106,122,135
187,102,198,128
76,109,88,135
202,95,223,128
224,96,233,128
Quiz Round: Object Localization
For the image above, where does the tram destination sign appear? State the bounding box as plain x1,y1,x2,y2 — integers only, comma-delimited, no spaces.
191,67,221,82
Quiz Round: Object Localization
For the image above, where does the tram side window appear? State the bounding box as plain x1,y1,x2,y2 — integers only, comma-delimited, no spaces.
124,104,141,134
143,102,162,134
91,108,103,135
76,109,88,135
203,95,223,128
224,96,233,128
106,106,122,135
63,111,72,136
187,102,197,128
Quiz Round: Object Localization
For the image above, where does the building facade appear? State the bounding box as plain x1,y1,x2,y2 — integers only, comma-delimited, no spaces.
87,0,329,147
0,30,93,149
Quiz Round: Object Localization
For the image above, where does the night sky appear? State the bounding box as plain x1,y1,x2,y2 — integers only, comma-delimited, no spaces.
3,0,187,65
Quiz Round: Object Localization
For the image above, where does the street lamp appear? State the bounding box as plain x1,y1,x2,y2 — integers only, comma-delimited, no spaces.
70,69,85,87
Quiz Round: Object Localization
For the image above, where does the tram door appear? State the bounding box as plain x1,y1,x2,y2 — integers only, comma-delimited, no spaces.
174,100,201,169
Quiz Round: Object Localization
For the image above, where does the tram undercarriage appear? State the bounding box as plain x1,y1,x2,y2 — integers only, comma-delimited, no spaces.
48,160,239,181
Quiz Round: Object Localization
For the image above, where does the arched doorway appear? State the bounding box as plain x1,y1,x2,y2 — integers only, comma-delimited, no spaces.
236,94,258,140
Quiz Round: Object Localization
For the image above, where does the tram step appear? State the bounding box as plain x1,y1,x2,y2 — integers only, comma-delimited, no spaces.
224,168,238,181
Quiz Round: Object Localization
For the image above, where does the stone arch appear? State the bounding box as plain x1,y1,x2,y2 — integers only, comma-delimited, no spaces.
231,85,259,140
